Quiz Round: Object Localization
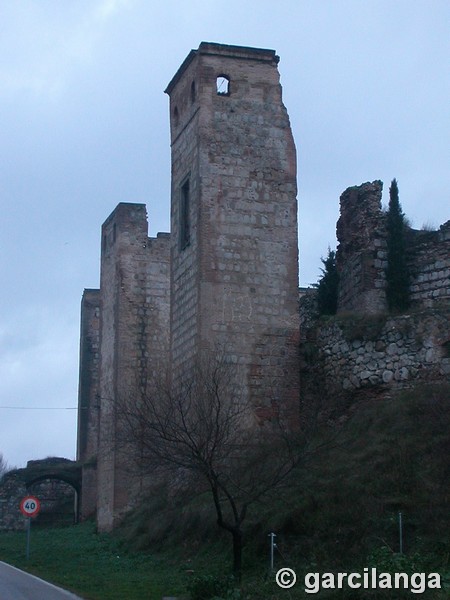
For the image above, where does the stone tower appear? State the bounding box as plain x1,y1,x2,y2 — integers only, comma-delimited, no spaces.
94,204,170,531
77,288,100,520
165,42,299,418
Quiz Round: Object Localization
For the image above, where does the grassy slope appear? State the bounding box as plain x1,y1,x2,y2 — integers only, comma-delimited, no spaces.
0,384,449,599
0,521,190,600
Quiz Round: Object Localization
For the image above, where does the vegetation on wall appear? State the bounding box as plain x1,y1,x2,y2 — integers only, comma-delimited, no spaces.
0,453,10,481
385,178,410,312
316,248,339,315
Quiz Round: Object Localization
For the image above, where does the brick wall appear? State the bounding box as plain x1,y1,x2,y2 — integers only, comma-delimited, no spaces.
336,181,449,314
166,42,299,419
77,288,100,520
95,204,170,532
336,181,387,314
407,221,450,307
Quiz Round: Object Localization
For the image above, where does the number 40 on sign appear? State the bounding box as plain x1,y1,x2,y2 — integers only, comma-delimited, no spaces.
20,496,41,518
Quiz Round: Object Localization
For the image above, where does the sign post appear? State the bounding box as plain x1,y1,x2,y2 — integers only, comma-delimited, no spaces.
19,496,41,560
268,532,277,571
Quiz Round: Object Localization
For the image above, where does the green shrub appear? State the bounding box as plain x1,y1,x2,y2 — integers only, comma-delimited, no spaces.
188,573,236,600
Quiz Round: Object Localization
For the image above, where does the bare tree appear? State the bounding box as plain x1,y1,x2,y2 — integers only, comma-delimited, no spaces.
117,353,309,579
0,453,10,481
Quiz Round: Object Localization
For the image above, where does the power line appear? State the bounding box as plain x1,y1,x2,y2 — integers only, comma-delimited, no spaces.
0,406,86,410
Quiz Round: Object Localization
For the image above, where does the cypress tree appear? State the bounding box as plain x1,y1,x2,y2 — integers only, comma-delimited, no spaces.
316,248,339,315
385,178,410,312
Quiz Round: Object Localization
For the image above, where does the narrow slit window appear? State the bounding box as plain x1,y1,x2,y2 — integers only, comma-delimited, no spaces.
216,75,230,96
180,179,191,250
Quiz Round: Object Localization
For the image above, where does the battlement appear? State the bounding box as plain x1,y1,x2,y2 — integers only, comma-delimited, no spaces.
77,43,449,536
78,43,299,531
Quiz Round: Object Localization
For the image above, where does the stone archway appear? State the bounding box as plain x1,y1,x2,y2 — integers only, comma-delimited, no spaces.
0,458,82,530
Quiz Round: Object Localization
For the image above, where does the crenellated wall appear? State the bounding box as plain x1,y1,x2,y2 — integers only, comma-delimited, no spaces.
89,204,171,532
78,42,300,531
77,45,449,534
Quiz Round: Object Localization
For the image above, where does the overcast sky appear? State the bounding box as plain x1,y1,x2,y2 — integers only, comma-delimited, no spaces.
1,0,449,469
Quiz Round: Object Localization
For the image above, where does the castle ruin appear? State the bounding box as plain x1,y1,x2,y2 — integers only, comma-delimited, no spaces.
77,43,300,531
76,44,449,533
336,180,450,314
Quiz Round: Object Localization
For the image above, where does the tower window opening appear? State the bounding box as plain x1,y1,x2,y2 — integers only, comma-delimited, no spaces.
190,80,196,103
180,178,191,250
173,106,179,126
216,75,230,96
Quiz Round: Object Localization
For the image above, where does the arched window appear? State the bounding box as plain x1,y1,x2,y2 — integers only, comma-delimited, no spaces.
216,75,230,96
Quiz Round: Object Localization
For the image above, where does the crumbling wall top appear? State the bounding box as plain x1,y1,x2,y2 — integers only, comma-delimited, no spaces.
165,41,279,96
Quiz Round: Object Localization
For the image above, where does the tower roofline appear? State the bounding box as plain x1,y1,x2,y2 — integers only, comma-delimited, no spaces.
164,41,279,96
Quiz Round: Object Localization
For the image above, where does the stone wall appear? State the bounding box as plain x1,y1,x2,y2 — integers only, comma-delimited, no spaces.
336,181,450,314
0,472,27,530
77,288,100,520
336,181,387,314
407,221,450,307
77,45,450,532
166,42,299,419
0,459,78,530
79,42,302,532
301,309,450,403
94,204,171,532
78,289,100,463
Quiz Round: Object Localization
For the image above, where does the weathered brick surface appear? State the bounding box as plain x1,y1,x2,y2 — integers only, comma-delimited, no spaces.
0,473,27,530
77,289,100,520
77,289,100,463
336,181,388,314
0,459,78,530
407,221,450,307
78,45,449,533
336,181,450,314
96,204,170,531
166,42,299,417
78,43,301,531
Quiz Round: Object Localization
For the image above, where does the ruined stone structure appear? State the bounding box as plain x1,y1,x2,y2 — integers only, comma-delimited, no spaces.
336,180,450,314
336,181,388,314
310,310,450,396
78,43,300,531
406,222,450,307
0,458,80,530
166,42,299,414
78,204,171,530
77,288,100,520
299,180,449,406
77,45,448,533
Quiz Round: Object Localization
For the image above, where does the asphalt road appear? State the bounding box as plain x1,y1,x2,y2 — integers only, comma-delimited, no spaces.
0,561,83,600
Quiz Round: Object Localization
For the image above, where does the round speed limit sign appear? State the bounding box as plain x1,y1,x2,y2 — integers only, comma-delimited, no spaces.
20,496,41,518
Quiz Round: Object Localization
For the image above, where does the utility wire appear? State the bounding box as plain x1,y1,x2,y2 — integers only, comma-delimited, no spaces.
0,406,86,410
